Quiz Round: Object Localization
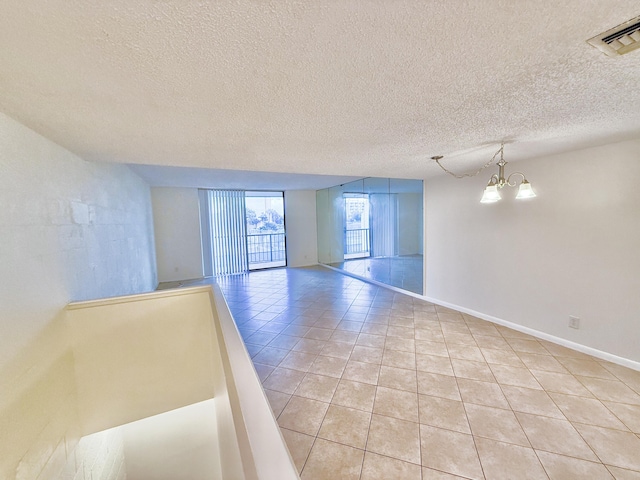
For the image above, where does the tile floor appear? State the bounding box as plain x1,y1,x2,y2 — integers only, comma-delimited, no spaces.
215,266,640,480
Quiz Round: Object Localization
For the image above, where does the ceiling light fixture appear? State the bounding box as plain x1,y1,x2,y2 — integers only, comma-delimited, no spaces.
432,143,536,204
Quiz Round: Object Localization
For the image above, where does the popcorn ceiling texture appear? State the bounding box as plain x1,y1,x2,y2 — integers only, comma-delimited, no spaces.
0,0,639,180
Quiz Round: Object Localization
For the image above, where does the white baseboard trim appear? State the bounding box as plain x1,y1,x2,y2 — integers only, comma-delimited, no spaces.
424,296,640,373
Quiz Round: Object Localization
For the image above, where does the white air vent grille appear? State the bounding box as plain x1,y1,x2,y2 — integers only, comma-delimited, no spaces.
588,15,640,57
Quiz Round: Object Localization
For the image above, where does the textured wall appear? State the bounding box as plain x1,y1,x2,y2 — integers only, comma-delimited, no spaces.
425,139,640,364
0,112,157,479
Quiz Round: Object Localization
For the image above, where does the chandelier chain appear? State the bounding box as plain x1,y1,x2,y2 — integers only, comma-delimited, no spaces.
433,144,504,179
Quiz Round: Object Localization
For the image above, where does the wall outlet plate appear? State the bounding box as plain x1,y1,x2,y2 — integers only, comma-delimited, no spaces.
569,316,580,329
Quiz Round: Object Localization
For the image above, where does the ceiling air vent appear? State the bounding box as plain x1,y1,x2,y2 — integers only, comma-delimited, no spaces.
588,15,640,56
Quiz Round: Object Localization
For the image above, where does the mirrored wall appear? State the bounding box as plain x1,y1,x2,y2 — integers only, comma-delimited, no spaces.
317,177,424,294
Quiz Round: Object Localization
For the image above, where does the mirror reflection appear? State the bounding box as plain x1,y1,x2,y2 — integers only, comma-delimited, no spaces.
316,177,423,294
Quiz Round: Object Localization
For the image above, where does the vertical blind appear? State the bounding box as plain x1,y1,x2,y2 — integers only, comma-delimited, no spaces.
370,193,398,258
199,189,249,276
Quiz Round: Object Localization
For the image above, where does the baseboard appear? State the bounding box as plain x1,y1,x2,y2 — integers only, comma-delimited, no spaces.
424,296,640,373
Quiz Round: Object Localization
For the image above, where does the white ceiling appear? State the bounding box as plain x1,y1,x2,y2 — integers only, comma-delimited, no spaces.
1,1,639,188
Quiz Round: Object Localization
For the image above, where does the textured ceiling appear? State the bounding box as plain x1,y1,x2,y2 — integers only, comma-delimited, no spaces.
1,1,639,185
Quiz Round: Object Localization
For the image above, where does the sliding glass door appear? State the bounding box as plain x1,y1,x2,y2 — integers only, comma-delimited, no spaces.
200,190,286,276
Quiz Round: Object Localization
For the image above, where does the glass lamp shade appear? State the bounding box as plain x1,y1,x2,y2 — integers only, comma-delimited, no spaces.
515,180,536,199
480,184,501,203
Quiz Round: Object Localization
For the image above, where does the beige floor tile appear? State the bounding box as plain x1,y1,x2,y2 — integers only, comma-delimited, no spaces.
361,452,422,480
576,376,640,405
254,363,275,382
312,317,341,330
252,346,290,367
278,395,330,436
373,386,419,422
294,373,340,403
468,324,501,337
501,385,564,418
603,402,640,433
473,334,512,350
451,358,496,382
415,340,449,357
536,450,614,480
304,326,334,341
475,437,547,480
293,338,327,355
279,351,317,372
382,349,416,369
308,354,348,378
516,412,598,461
282,324,311,337
530,369,594,397
365,314,390,325
268,334,301,350
281,428,315,474
420,425,484,480
330,330,359,344
378,365,418,392
438,312,465,323
360,322,388,335
550,392,629,430
506,338,550,355
573,423,640,471
598,363,640,393
318,404,371,449
457,377,509,409
422,468,468,479
387,325,414,339
385,336,416,353
343,359,380,385
350,345,384,364
337,320,364,332
262,367,306,394
264,388,291,418
417,353,455,376
415,328,445,342
366,414,421,464
389,316,415,328
446,343,484,362
490,364,543,389
540,341,592,359
301,438,364,480
558,358,617,379
418,395,470,434
440,322,470,334
320,340,354,359
605,466,640,479
417,371,461,401
356,332,386,348
465,403,530,446
518,352,568,373
443,332,477,346
480,347,525,367
497,327,536,340
332,379,377,412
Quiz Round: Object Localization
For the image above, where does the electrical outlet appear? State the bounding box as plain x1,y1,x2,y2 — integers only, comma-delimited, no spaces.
569,316,580,329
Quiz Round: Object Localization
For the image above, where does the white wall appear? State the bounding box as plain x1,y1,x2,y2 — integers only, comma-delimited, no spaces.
151,187,204,282
0,112,157,479
425,139,640,364
284,190,318,267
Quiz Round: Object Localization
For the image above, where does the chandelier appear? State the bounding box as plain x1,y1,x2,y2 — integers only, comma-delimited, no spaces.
432,143,536,203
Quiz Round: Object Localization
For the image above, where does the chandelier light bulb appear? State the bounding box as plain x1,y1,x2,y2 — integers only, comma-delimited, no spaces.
515,180,536,199
480,184,501,203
